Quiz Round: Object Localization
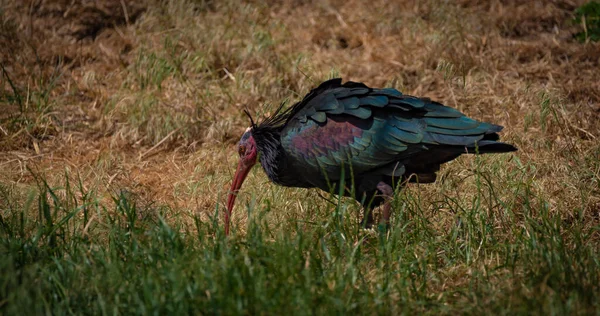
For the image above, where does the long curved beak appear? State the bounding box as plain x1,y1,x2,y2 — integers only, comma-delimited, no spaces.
225,160,253,235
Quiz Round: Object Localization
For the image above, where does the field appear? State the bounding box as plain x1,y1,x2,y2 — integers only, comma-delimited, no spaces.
1,0,599,314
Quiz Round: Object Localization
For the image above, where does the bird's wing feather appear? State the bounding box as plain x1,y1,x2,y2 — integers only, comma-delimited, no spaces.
279,79,507,181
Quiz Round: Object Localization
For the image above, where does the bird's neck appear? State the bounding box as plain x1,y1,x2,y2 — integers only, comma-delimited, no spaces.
255,129,285,184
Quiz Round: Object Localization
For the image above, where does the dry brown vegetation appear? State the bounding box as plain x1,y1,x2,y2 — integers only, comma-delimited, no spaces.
1,0,599,312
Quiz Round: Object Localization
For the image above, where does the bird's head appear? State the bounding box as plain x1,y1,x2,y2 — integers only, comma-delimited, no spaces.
225,127,258,235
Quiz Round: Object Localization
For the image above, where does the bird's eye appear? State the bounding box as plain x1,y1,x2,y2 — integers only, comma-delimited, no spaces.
238,145,246,156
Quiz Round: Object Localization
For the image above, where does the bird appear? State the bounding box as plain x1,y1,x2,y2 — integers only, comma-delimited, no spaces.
225,78,517,235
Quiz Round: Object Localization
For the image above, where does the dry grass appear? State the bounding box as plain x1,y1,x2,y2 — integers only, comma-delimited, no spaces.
1,0,599,313
2,0,598,228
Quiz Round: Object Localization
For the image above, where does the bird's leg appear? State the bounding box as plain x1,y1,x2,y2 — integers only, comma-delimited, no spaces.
376,181,394,227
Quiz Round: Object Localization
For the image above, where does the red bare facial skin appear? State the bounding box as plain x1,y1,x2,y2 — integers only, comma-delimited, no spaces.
225,130,257,235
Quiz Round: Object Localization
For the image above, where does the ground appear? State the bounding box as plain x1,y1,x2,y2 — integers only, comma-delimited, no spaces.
1,0,599,314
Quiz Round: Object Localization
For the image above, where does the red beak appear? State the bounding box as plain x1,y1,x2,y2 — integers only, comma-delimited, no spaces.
225,159,253,235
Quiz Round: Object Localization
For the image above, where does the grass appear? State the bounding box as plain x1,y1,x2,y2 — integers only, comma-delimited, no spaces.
574,1,600,42
1,162,598,314
1,0,599,314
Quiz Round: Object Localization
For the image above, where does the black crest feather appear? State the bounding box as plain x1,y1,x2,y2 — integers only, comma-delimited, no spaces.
243,108,257,130
253,78,345,133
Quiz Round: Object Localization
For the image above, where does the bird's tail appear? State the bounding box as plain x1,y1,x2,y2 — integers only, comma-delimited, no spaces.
470,140,517,154
467,132,517,154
